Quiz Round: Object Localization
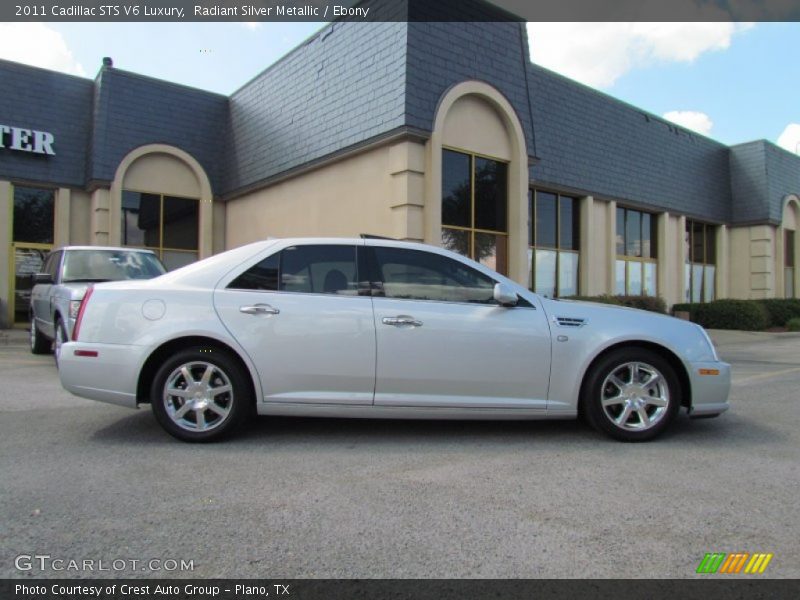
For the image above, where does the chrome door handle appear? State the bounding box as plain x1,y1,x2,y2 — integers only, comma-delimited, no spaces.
239,304,280,315
382,315,423,327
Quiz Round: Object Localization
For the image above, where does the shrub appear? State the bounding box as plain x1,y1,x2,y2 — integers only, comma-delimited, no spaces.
787,317,800,332
672,299,769,331
563,295,621,306
758,299,800,328
564,295,666,314
615,295,667,314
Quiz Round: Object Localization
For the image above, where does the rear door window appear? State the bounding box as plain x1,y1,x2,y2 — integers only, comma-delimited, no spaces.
228,245,360,296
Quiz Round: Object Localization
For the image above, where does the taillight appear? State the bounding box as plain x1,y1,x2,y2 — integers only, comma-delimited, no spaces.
72,285,94,341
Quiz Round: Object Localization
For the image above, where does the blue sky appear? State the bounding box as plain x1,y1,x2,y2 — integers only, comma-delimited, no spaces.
0,20,798,153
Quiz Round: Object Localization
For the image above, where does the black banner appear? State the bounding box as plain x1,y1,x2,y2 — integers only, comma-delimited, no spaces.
3,0,800,22
2,579,800,600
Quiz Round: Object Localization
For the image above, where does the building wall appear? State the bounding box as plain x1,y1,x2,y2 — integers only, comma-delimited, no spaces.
225,140,426,247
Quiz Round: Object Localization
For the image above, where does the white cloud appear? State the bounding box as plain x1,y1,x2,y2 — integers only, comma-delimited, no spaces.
777,124,800,154
241,22,262,31
0,23,86,76
526,22,753,89
663,111,714,136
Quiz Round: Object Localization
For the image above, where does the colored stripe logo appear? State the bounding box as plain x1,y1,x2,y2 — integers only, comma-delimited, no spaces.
697,553,773,574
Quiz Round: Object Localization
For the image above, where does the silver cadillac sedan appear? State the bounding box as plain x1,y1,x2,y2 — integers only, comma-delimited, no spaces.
58,237,730,442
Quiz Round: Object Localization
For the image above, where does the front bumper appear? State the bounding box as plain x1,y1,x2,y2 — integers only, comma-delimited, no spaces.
58,341,144,409
687,360,731,417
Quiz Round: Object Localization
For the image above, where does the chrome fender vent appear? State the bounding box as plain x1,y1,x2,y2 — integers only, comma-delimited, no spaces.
553,316,587,328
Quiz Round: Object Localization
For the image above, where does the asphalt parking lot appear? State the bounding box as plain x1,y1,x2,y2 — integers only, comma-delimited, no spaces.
1,328,799,579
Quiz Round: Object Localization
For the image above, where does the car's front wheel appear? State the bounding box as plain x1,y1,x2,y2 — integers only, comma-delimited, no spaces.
582,348,680,442
150,347,252,442
30,318,50,355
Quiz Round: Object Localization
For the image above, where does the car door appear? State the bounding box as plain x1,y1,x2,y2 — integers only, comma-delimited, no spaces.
32,250,60,337
213,242,377,405
369,244,551,409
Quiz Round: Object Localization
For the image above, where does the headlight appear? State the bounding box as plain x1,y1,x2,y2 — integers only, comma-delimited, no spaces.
69,300,82,319
696,324,719,361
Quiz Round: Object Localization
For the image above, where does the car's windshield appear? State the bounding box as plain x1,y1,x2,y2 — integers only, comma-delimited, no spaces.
61,250,166,283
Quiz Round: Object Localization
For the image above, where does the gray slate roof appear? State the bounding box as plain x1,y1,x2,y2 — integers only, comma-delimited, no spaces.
0,59,93,188
526,62,733,224
87,67,228,194
731,140,800,225
223,21,407,195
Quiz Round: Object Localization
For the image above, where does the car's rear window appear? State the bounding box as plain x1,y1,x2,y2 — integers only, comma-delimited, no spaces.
61,250,166,283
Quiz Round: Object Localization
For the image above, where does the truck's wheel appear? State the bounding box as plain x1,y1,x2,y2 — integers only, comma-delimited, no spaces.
30,318,51,355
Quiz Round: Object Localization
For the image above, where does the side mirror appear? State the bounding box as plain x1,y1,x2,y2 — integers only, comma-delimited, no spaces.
493,282,518,307
31,272,54,285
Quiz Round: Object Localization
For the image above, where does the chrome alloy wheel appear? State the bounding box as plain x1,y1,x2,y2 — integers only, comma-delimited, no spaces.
163,361,234,432
600,361,670,431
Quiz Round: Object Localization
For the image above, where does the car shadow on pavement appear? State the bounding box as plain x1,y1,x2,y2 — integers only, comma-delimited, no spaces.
87,407,784,449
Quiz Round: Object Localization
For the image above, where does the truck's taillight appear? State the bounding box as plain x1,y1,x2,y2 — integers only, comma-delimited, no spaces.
72,286,94,341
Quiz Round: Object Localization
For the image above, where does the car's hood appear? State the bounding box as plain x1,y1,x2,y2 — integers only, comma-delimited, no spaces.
540,297,695,333
57,282,92,299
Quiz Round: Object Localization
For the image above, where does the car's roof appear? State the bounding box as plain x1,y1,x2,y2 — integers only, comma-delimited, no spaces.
52,246,158,254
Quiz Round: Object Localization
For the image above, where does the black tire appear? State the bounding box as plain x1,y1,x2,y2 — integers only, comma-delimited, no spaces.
53,317,68,367
582,347,680,442
30,318,51,355
150,346,252,442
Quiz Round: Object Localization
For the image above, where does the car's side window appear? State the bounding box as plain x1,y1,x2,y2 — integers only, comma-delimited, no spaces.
42,251,60,281
228,245,360,296
228,252,280,291
280,245,358,295
373,247,497,304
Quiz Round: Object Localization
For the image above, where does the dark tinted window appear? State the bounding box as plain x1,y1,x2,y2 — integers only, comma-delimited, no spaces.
616,207,625,255
618,207,658,259
13,187,54,244
535,192,557,248
442,150,471,228
229,245,359,295
281,245,358,294
625,210,641,257
121,191,160,247
559,196,578,251
374,247,496,304
228,252,280,291
163,196,199,250
474,157,507,231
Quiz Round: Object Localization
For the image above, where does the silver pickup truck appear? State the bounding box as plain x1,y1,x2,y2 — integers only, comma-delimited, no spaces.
29,246,166,363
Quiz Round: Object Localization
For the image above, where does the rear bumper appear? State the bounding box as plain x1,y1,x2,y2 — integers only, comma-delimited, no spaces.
687,360,731,417
58,341,144,409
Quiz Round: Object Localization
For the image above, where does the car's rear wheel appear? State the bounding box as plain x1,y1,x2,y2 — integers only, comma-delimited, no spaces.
150,347,252,442
54,317,68,367
582,348,680,442
30,318,50,355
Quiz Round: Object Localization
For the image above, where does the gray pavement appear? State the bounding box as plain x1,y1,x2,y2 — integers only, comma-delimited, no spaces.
1,327,798,579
